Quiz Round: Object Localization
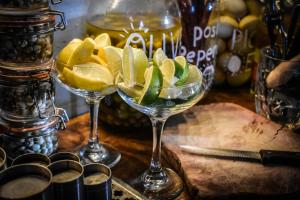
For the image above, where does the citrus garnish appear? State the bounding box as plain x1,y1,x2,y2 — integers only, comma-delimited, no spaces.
104,46,123,78
62,67,75,87
185,64,203,85
153,48,167,66
122,46,148,86
61,62,114,91
94,33,111,49
122,46,135,87
57,38,82,64
132,48,148,85
159,59,181,99
89,55,107,66
174,56,189,86
67,38,96,67
118,82,142,98
160,58,176,84
138,64,163,105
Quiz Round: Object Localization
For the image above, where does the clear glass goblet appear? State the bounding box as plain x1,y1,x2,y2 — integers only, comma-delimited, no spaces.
118,68,205,199
51,62,121,167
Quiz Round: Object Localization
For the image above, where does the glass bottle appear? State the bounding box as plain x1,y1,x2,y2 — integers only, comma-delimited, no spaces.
85,0,182,129
178,0,219,92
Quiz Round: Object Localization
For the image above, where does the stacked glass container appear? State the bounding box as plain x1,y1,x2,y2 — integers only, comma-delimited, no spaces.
0,0,68,159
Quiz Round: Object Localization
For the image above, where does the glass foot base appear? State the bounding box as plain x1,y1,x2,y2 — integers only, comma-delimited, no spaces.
134,168,183,200
78,142,121,168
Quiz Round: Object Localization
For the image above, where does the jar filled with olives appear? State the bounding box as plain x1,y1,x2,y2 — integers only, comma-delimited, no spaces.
0,0,62,10
0,10,65,66
0,65,56,123
212,0,269,87
0,112,67,159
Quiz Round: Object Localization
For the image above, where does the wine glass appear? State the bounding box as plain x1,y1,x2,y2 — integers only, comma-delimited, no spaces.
51,61,121,167
117,61,205,199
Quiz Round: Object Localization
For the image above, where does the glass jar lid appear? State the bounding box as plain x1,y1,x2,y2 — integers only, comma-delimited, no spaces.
0,10,66,35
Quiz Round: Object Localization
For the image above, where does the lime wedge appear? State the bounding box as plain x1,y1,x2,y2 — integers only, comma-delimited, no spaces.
174,56,189,86
94,33,111,49
138,65,163,105
185,64,203,85
122,46,135,87
160,58,176,82
67,38,96,67
118,82,143,98
153,48,167,66
104,46,123,78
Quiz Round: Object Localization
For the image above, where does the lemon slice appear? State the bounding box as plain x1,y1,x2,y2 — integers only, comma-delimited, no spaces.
138,65,163,105
62,63,114,91
57,38,82,64
67,38,96,67
153,48,167,66
89,55,107,66
104,46,123,78
174,56,189,86
122,46,135,87
118,82,143,98
61,67,76,87
94,33,111,49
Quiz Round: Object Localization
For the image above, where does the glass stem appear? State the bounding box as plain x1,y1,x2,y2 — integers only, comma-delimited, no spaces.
149,117,167,173
86,97,103,149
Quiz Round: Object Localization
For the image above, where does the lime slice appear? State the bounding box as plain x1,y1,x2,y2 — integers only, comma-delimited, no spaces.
138,65,163,105
159,59,176,84
67,38,96,67
104,46,123,78
132,48,148,85
174,56,189,86
185,65,203,85
118,82,143,98
122,46,135,87
57,38,82,65
94,33,111,49
153,48,167,66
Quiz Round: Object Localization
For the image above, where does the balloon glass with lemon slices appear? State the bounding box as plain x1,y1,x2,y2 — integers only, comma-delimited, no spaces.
117,47,205,199
52,34,121,167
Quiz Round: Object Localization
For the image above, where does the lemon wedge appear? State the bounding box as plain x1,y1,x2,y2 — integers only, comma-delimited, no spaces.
67,38,96,67
104,46,123,77
94,33,111,49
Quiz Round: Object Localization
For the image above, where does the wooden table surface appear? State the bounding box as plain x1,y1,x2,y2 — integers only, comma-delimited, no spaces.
58,86,255,200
